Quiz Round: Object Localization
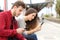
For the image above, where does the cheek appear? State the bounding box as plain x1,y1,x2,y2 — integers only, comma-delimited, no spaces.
15,10,18,14
31,16,35,20
17,10,19,13
16,10,20,15
28,17,31,20
18,10,22,15
30,16,33,20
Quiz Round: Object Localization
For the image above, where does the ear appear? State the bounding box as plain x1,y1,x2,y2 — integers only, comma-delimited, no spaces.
13,6,17,9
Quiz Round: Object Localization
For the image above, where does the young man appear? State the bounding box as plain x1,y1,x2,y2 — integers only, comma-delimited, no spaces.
0,1,26,40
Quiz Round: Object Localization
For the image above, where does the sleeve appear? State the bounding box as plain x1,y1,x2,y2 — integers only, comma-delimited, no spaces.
15,15,26,28
16,34,26,40
0,15,17,37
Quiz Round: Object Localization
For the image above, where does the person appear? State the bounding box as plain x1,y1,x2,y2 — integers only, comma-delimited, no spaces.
0,1,26,40
15,8,41,40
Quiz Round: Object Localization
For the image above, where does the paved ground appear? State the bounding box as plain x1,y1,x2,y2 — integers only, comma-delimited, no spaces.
35,20,60,40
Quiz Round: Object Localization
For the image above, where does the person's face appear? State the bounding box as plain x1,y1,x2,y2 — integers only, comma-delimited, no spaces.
14,6,24,17
27,13,36,21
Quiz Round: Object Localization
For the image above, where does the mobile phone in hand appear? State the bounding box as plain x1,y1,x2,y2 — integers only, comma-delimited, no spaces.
41,22,44,26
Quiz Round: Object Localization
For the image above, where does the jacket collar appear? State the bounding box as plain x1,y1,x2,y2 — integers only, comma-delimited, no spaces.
7,10,13,20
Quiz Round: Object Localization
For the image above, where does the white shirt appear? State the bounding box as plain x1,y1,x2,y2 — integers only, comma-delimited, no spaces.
15,9,26,28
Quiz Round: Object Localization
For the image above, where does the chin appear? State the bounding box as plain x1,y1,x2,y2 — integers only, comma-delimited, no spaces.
29,19,32,21
16,15,18,17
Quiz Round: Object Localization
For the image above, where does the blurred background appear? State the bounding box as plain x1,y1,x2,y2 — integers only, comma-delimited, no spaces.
0,0,60,40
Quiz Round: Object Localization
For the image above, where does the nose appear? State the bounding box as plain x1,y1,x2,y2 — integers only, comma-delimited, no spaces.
32,16,34,19
19,12,21,15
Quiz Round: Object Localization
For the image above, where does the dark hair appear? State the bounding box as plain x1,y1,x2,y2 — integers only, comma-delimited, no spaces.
25,8,38,31
11,1,26,9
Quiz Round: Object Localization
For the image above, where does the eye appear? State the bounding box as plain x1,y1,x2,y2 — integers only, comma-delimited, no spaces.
19,10,22,12
32,14,35,17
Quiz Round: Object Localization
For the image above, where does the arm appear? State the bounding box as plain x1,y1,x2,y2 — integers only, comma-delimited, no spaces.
16,33,27,40
15,15,26,28
25,24,41,35
0,14,25,39
0,15,17,37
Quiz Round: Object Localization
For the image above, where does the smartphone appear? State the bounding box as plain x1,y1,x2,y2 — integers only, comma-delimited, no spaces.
40,22,44,26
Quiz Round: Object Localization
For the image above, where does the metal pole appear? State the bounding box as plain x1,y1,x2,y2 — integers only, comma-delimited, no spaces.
4,0,6,11
30,0,32,4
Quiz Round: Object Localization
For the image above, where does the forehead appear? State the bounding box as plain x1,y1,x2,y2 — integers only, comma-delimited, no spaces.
29,13,36,15
17,6,24,10
31,13,36,15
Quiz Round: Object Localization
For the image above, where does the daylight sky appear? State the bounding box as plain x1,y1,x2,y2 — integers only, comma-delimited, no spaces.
0,0,45,10
0,0,56,10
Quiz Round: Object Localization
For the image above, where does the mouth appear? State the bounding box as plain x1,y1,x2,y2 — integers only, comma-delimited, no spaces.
18,14,20,16
29,19,32,21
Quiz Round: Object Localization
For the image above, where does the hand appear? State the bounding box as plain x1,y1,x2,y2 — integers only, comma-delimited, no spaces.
16,28,25,34
24,38,27,40
24,31,29,35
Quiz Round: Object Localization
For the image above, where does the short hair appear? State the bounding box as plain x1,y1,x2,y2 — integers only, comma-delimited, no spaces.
11,1,26,9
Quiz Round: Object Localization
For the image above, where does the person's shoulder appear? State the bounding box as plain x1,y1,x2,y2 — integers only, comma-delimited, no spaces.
0,11,5,16
0,12,5,19
0,11,6,15
0,10,9,18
